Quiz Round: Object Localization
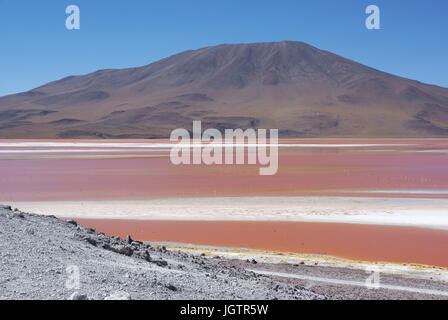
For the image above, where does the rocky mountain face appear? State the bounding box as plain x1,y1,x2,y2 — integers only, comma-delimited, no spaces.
1,41,448,138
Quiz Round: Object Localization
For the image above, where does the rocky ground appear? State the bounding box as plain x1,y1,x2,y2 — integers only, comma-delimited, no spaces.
1,204,447,300
0,205,326,300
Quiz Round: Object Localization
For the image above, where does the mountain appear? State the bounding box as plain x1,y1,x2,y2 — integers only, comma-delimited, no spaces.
1,41,448,138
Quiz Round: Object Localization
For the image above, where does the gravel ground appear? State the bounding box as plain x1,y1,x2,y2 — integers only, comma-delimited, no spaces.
233,261,448,300
0,205,326,300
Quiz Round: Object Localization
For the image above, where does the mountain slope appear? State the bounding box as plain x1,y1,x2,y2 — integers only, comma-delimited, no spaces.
1,41,448,138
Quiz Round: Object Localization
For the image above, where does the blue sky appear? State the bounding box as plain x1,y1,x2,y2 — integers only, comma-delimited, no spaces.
0,0,447,96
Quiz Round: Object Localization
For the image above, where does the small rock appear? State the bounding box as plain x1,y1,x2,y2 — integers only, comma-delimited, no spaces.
143,250,151,262
153,260,168,267
85,237,97,246
104,291,131,300
68,292,88,300
116,245,134,256
251,259,258,265
166,284,177,291
66,220,78,226
126,235,133,244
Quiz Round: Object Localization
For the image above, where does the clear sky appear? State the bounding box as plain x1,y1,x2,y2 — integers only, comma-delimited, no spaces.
0,0,447,96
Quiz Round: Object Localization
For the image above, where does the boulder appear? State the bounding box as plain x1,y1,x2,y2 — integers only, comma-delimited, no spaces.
115,245,134,256
66,220,78,226
85,237,97,246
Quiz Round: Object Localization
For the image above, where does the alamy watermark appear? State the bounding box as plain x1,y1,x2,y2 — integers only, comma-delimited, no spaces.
365,268,380,289
66,5,80,30
365,5,380,30
170,121,279,176
65,264,80,290
63,5,380,31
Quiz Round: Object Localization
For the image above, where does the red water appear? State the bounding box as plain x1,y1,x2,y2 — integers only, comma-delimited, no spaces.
0,139,448,201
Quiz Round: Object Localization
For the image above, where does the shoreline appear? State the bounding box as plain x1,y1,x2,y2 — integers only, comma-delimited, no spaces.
9,195,448,267
156,243,448,282
71,218,448,268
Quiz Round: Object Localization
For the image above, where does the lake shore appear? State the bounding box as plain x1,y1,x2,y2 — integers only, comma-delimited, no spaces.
71,218,448,268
